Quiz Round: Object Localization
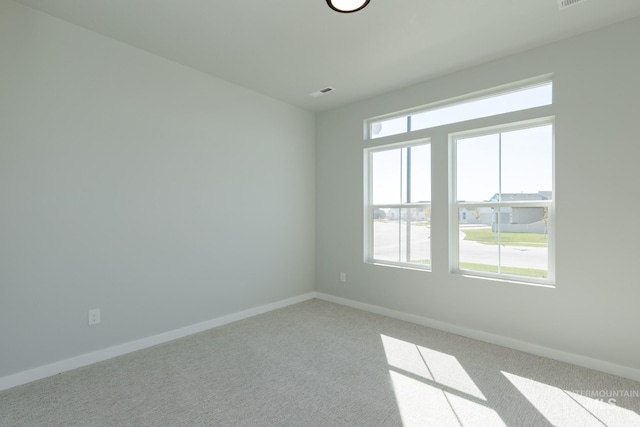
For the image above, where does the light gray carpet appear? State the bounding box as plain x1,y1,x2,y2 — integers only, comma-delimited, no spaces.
1,299,639,426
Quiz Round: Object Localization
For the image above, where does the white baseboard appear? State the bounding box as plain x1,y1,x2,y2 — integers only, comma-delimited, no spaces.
0,292,316,392
4,291,637,392
315,292,640,382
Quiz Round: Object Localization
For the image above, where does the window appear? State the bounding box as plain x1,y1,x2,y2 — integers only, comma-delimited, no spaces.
451,120,554,283
369,80,552,139
365,141,431,269
365,76,554,285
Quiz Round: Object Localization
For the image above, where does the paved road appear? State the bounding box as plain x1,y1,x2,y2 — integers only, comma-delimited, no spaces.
459,233,548,271
373,222,548,272
373,221,431,262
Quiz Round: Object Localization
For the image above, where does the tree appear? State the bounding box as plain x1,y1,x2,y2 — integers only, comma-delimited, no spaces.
472,208,481,222
424,206,431,224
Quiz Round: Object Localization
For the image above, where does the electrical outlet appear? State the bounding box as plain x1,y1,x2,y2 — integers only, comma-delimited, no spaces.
88,308,100,326
340,272,347,282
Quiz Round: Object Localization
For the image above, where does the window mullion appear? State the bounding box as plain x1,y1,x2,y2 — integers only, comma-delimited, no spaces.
406,146,412,262
498,132,502,274
398,149,403,262
498,132,502,201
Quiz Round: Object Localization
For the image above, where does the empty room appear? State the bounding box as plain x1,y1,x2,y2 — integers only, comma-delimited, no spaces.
1,0,640,425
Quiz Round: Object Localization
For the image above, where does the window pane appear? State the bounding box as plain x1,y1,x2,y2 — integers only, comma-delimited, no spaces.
368,82,552,140
368,142,431,269
411,83,552,132
458,213,499,274
373,208,431,265
371,116,408,139
498,206,549,278
458,207,549,278
373,209,399,262
501,125,553,199
406,207,431,266
401,148,408,204
456,134,499,202
372,149,401,204
409,144,431,203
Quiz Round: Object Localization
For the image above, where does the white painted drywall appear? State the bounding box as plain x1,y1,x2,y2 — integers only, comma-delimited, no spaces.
316,17,640,371
0,1,315,378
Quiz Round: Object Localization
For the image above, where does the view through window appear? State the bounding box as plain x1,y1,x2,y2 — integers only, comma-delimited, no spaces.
365,77,554,283
368,142,431,268
453,123,553,281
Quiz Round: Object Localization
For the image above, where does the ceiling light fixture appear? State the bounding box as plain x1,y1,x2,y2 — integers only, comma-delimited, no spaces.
326,0,370,13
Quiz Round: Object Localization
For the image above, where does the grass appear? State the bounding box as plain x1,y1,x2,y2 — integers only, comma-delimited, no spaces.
460,262,547,278
462,228,547,247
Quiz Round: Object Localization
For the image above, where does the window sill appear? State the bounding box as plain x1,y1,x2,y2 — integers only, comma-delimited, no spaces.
453,270,555,288
366,260,432,272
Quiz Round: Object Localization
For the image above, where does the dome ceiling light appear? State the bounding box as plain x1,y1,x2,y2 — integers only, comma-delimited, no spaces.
326,0,371,14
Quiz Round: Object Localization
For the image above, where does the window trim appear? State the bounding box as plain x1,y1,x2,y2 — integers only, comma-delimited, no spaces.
364,138,432,270
449,117,555,286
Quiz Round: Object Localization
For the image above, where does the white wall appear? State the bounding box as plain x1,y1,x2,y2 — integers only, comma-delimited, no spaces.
317,17,640,373
0,1,315,378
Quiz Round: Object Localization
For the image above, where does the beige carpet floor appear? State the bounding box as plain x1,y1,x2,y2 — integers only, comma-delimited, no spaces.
1,299,639,426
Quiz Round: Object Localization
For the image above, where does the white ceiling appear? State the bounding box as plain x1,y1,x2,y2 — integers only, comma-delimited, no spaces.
14,0,640,112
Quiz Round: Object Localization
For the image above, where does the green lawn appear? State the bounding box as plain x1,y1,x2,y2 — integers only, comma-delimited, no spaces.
462,228,547,247
460,262,547,278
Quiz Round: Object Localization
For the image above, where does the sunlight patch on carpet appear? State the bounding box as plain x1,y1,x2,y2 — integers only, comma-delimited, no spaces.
381,334,505,427
503,371,640,426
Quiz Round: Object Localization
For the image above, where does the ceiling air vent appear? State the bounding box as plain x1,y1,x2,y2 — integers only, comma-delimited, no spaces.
559,0,588,10
309,87,336,97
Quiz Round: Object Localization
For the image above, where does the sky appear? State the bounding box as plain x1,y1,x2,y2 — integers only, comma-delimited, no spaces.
372,144,431,204
457,124,553,202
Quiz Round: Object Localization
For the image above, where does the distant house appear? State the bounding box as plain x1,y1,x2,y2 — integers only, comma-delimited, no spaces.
490,192,550,229
382,206,430,222
459,207,493,224
459,192,551,233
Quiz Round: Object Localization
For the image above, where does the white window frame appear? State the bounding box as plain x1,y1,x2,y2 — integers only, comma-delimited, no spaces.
364,138,432,270
449,117,555,286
